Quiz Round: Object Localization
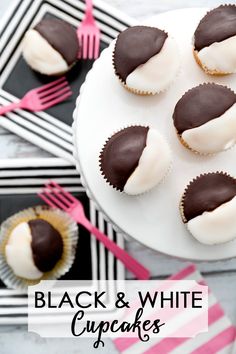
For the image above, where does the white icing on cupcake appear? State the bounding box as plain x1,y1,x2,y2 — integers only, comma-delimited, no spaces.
124,128,171,195
126,37,180,94
197,35,236,74
22,29,69,76
5,222,43,280
182,103,236,154
187,196,236,245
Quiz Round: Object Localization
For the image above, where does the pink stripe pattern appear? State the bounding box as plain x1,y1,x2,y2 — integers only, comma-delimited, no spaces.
113,264,236,354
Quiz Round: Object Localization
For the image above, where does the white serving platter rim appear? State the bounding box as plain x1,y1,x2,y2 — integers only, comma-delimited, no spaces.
73,8,236,262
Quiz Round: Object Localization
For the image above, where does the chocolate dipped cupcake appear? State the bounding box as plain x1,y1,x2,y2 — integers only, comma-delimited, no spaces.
113,26,180,95
6,219,63,280
0,206,78,289
173,83,236,154
193,5,236,75
99,126,172,195
22,18,79,76
181,172,236,245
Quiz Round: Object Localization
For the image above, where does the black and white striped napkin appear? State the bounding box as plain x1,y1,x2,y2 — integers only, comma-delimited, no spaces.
0,157,125,324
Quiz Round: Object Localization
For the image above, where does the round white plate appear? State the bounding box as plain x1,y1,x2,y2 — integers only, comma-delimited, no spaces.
74,8,236,261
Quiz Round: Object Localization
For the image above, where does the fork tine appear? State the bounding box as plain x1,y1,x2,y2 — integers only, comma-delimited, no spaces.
39,81,69,98
88,35,94,59
78,34,83,59
42,188,68,211
40,92,72,110
36,77,66,93
40,87,72,104
94,35,100,59
46,183,72,207
83,35,88,59
38,192,57,208
49,181,78,204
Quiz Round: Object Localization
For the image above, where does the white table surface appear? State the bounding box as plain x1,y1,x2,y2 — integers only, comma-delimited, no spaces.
0,1,235,353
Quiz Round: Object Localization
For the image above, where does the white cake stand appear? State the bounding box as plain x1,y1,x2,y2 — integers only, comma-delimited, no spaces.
73,8,236,261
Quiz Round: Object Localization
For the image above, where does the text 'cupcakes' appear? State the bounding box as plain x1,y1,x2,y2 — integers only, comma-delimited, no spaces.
193,5,236,75
99,126,171,195
113,26,180,95
22,18,79,76
173,83,236,154
181,172,236,245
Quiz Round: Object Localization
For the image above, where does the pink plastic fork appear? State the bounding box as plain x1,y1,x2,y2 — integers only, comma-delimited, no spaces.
77,0,101,59
38,181,150,280
0,77,72,116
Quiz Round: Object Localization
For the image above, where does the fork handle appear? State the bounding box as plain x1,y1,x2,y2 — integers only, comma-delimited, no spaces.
81,218,150,280
85,0,94,20
0,101,21,115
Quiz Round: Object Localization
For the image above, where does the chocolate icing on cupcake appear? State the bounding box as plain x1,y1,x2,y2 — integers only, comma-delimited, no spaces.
114,26,168,82
194,5,236,51
34,19,79,66
181,172,236,245
29,219,63,272
173,84,236,154
100,126,171,195
183,173,236,222
173,84,236,134
100,126,148,191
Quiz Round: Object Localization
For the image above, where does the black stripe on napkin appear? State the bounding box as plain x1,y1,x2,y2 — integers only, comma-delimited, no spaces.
0,0,34,43
0,166,76,172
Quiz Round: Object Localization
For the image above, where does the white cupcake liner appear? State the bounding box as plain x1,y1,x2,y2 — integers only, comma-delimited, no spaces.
0,206,78,290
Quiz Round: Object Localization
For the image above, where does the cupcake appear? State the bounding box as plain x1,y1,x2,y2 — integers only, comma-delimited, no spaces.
193,5,236,75
0,206,78,289
99,126,172,195
22,18,79,76
113,26,180,95
173,83,236,154
181,172,236,245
